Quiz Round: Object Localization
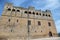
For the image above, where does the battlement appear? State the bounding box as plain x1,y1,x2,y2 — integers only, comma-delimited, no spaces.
2,3,53,20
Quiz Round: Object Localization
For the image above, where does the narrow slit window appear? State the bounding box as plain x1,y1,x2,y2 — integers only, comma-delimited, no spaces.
46,14,47,16
11,29,13,32
8,19,10,22
28,20,31,25
48,22,51,26
38,21,41,25
17,19,18,22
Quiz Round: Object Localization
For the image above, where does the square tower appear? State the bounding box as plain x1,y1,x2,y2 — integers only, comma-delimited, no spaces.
0,3,58,40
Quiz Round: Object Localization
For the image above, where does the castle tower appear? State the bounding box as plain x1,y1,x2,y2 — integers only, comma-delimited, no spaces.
0,3,58,40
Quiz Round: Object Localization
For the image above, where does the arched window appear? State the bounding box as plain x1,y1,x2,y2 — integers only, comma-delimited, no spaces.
12,9,15,11
49,31,53,37
25,11,27,13
48,15,51,17
29,11,31,14
36,13,38,15
8,8,11,11
17,10,20,12
33,12,35,15
43,14,45,16
40,13,41,15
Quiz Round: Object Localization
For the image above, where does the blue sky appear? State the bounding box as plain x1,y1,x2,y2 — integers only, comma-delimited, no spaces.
0,0,60,33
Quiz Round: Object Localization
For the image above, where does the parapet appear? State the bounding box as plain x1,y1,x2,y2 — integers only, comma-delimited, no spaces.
28,6,35,10
2,3,52,20
45,10,51,13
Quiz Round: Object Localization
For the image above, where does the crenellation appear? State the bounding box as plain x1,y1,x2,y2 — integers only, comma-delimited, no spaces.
2,3,52,20
28,6,35,10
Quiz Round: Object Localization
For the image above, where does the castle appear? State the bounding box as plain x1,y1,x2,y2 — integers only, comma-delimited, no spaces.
0,3,57,40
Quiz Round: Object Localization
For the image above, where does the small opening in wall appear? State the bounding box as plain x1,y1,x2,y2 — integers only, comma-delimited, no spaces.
40,13,41,15
43,14,45,16
17,10,20,12
8,8,11,11
48,22,51,26
48,15,51,17
38,21,41,25
12,9,15,11
17,19,18,22
28,20,31,25
46,14,47,16
49,31,53,37
11,29,13,32
8,19,10,22
35,31,36,32
25,11,27,13
41,31,42,32
36,13,38,15
29,11,31,14
33,12,35,15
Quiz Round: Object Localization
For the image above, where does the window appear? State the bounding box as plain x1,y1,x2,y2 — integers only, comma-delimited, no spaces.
8,8,11,11
25,11,27,13
28,20,31,25
8,19,10,22
46,14,47,16
12,9,15,11
17,10,20,12
11,29,13,32
33,12,35,15
49,31,53,37
41,30,42,32
48,15,51,17
35,31,36,32
43,14,45,16
40,13,41,15
48,22,51,26
17,19,18,22
36,13,38,15
29,11,31,14
38,21,41,25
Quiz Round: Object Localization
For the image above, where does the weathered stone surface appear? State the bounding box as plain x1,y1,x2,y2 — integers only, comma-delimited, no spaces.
0,3,58,40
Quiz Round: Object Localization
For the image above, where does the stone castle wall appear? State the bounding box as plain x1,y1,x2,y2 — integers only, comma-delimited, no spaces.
0,3,58,40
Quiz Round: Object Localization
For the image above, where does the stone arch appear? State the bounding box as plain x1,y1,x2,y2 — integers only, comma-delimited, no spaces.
49,31,53,37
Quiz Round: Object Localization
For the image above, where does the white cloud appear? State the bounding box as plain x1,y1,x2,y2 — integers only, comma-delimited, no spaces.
43,0,60,10
32,0,60,10
55,20,60,33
